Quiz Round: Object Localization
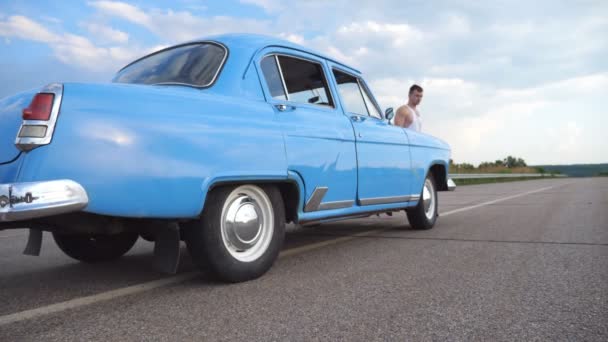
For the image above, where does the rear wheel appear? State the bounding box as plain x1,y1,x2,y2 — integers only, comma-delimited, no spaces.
184,184,285,283
52,232,138,262
406,174,438,230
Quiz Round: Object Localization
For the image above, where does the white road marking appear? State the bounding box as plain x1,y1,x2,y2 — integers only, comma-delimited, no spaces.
0,228,387,326
440,185,557,217
0,233,26,239
0,273,199,326
0,184,559,326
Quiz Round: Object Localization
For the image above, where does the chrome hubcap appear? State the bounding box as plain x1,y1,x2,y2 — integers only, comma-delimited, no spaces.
422,179,436,220
221,185,273,262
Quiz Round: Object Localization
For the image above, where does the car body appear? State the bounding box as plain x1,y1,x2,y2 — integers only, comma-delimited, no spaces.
0,34,454,282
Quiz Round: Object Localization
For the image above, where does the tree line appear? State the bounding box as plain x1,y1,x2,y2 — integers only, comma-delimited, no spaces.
450,156,528,170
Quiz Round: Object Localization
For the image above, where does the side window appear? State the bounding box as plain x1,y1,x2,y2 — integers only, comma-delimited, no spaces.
276,55,333,107
332,70,369,116
360,84,382,119
260,55,287,101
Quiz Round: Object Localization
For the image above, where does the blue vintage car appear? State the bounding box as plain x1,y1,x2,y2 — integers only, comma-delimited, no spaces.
0,34,454,282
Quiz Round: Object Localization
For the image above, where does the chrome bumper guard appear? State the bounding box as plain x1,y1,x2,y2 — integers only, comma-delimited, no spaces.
0,180,88,222
447,178,456,191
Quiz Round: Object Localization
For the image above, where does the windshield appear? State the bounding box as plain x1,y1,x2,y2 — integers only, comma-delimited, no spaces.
113,43,227,87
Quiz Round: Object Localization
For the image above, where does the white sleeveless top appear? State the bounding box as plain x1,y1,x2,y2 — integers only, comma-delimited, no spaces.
406,105,422,132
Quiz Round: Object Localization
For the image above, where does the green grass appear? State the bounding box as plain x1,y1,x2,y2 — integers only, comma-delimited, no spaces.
453,176,557,186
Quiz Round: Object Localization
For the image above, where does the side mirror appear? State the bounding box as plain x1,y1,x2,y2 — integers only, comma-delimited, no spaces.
385,107,395,121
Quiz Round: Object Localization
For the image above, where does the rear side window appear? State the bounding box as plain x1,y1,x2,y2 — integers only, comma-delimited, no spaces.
260,54,333,107
333,70,369,116
260,56,287,100
278,56,333,107
113,43,226,87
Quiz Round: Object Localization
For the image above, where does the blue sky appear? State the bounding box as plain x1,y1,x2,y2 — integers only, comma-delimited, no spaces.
1,0,607,165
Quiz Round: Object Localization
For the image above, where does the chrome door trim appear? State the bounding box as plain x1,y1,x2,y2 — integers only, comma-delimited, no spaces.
304,186,328,212
359,195,416,206
318,200,354,211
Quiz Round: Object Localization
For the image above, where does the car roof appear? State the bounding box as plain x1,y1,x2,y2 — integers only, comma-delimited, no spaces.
195,33,362,75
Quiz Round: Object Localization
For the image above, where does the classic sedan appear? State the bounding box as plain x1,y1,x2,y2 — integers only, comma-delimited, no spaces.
0,34,455,282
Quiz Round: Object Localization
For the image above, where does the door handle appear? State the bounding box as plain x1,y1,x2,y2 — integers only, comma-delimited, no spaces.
275,104,295,112
350,115,365,122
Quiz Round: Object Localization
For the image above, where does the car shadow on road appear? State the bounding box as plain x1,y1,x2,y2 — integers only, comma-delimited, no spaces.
0,216,412,315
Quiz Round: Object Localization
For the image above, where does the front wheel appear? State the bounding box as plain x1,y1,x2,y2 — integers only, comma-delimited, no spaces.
52,232,139,263
183,184,285,283
406,174,438,230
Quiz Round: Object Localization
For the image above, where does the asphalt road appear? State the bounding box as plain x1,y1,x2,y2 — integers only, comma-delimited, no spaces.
0,178,606,341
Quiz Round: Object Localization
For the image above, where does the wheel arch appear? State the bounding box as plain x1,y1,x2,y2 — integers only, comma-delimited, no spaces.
428,162,449,191
199,172,305,224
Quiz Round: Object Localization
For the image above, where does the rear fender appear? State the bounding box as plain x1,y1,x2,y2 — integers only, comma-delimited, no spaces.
15,82,288,218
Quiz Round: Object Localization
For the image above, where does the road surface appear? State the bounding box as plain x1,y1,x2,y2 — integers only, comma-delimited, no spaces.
0,178,606,341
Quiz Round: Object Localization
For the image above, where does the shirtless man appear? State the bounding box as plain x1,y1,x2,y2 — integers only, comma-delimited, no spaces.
394,84,423,131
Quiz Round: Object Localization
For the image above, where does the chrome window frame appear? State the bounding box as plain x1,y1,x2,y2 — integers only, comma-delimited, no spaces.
113,41,229,89
358,79,384,120
260,52,336,109
331,67,371,118
358,80,383,120
331,67,384,120
259,55,289,101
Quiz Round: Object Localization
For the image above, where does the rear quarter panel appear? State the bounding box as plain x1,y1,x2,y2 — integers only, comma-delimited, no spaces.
16,83,287,218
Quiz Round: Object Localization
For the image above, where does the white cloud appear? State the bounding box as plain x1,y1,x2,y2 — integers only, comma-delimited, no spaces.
364,70,608,165
82,22,129,44
89,1,272,42
0,15,58,42
0,15,140,71
239,0,281,12
1,0,606,164
88,0,151,27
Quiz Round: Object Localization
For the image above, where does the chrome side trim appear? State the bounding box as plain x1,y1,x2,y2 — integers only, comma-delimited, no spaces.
304,186,328,212
359,194,418,206
0,180,88,222
300,214,371,226
15,83,63,151
447,178,456,191
318,200,354,211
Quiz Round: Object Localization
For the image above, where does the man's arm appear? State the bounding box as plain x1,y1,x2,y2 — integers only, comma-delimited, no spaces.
394,105,413,128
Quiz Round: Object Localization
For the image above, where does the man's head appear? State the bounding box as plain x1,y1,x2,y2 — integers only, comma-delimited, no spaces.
408,84,423,106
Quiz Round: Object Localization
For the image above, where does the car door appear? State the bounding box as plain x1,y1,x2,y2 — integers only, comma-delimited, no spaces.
330,67,414,205
256,50,358,212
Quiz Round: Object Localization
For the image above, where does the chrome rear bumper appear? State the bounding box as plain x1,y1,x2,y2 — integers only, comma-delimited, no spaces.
0,180,88,222
447,178,456,191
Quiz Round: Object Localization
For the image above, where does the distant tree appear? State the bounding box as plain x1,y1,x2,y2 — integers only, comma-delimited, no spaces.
460,163,475,170
536,167,546,174
495,160,504,166
503,156,527,168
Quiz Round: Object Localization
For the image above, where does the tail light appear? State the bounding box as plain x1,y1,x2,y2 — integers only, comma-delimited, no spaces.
15,83,63,151
22,93,55,121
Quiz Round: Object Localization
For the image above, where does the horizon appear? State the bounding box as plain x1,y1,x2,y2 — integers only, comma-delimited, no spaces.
1,0,607,165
